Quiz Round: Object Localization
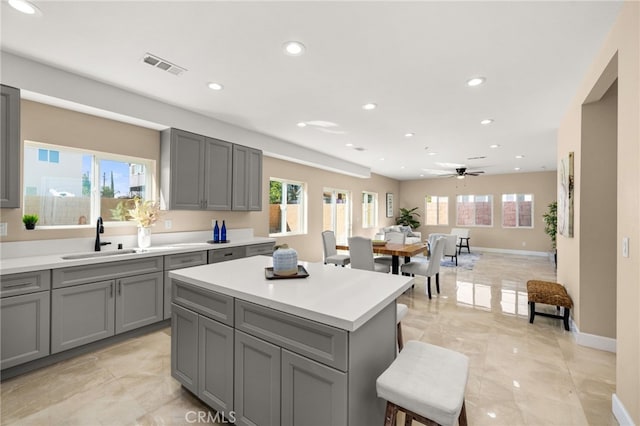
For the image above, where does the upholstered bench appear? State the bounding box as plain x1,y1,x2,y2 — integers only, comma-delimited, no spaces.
376,340,469,426
527,280,573,331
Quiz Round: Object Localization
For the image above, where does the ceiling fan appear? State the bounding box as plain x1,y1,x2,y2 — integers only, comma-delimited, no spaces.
445,167,485,179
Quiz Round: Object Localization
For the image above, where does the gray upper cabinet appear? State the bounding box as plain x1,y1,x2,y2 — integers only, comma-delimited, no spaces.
1,84,20,208
161,128,233,211
232,145,262,211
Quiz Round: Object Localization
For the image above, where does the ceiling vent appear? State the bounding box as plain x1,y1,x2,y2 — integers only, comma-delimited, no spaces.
142,53,187,76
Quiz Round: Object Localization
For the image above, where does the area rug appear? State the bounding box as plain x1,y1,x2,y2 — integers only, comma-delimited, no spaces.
408,252,481,270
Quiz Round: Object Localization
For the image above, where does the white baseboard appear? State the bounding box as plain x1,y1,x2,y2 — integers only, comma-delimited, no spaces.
571,319,617,353
473,246,549,257
612,394,636,425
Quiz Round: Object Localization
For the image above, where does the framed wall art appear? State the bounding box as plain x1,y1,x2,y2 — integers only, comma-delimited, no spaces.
386,193,394,218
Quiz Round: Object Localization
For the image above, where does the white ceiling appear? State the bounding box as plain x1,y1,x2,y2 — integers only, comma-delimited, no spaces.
0,0,623,180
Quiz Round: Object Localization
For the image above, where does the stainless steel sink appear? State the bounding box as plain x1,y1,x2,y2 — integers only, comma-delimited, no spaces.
61,249,138,260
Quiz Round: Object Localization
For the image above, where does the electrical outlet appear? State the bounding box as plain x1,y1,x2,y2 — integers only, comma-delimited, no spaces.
622,237,630,258
0,223,7,237
212,219,216,227
164,220,172,229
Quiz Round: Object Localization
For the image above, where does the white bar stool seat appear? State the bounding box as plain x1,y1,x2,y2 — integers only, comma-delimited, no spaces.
376,340,469,426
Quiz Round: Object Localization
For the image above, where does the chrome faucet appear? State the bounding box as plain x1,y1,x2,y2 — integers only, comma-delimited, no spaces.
94,217,111,251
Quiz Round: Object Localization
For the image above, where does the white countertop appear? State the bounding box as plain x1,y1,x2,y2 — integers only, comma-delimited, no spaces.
0,235,275,275
169,256,415,332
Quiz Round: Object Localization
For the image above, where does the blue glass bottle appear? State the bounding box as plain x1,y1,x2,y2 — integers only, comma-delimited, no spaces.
213,220,220,243
221,220,227,242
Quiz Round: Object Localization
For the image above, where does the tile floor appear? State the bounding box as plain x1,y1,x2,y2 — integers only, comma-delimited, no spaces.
0,252,616,425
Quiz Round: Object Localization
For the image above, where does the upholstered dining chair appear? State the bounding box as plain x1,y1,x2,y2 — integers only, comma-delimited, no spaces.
322,230,350,267
348,236,390,273
428,233,458,265
374,231,406,267
401,237,445,299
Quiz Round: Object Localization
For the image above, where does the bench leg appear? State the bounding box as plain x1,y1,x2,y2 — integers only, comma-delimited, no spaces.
563,307,571,331
529,302,535,324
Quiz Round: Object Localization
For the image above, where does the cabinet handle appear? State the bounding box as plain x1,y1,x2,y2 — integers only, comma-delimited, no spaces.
110,282,113,298
118,281,122,295
224,252,233,257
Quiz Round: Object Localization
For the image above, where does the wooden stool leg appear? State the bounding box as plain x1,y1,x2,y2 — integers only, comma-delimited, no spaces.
529,302,535,324
458,401,468,426
397,322,404,351
384,401,398,426
563,307,571,331
404,412,413,426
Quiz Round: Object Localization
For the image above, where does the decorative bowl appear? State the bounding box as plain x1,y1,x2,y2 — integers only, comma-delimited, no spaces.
372,240,387,246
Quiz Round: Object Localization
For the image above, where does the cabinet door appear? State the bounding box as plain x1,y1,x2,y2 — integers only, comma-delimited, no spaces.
235,331,281,426
168,129,206,210
247,148,262,211
115,272,163,334
199,316,234,414
281,349,347,426
232,144,249,211
0,84,20,208
204,138,233,210
1,291,50,369
171,303,199,394
51,280,115,354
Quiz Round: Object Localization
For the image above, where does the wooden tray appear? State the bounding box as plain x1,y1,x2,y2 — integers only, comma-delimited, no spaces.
265,265,309,280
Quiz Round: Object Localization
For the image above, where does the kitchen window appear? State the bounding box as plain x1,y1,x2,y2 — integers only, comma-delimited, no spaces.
502,193,534,228
23,141,154,227
269,178,306,236
456,194,493,227
425,195,448,225
362,192,378,228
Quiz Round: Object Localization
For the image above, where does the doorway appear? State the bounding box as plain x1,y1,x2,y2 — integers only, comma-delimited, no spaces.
322,188,351,245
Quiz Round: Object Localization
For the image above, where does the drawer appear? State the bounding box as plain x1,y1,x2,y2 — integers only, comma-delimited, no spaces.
164,251,207,270
1,270,51,298
172,279,234,326
235,300,348,371
208,246,246,263
245,242,274,257
52,256,163,289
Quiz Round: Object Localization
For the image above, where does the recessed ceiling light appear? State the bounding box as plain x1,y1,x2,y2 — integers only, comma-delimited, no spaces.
428,152,437,156
345,143,353,147
419,174,424,177
480,119,494,125
400,166,405,169
379,157,385,161
490,144,500,149
296,122,307,128
515,155,524,159
207,82,223,91
362,103,377,111
514,167,521,171
466,77,486,87
283,41,305,56
404,132,415,138
8,0,40,14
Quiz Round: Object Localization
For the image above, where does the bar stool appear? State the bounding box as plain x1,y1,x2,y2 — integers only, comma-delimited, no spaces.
376,341,469,426
396,303,408,351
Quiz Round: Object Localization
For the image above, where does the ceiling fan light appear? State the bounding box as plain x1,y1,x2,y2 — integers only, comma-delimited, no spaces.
456,175,465,180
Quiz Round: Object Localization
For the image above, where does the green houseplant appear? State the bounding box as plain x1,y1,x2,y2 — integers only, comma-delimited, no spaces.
22,214,39,230
395,207,421,229
543,201,557,265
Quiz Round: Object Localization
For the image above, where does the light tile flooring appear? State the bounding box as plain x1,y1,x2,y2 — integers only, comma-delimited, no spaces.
1,252,616,425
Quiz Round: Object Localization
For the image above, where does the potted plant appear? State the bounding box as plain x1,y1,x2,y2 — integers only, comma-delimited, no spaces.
542,201,557,265
395,207,421,229
22,214,39,230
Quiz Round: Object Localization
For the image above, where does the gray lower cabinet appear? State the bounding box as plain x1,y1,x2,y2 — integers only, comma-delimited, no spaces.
51,272,163,354
1,84,20,208
199,315,234,415
171,303,199,394
164,251,208,319
0,291,50,369
51,280,115,354
244,242,274,257
116,272,163,334
234,330,281,426
281,349,347,426
209,246,246,264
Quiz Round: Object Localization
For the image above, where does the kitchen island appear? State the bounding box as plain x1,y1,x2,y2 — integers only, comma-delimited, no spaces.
169,255,414,426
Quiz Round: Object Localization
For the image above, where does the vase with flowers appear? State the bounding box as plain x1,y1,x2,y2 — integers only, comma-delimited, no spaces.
128,197,161,249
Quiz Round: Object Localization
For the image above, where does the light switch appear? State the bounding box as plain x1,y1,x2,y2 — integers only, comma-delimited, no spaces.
0,223,6,236
622,237,630,258
164,219,172,229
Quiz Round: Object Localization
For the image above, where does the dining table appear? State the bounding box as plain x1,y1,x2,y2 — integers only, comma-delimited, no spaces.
335,241,428,275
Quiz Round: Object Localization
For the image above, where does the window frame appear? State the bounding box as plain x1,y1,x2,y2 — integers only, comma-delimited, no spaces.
501,193,534,229
455,194,494,227
23,140,155,229
425,195,449,226
268,177,307,237
361,191,378,229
